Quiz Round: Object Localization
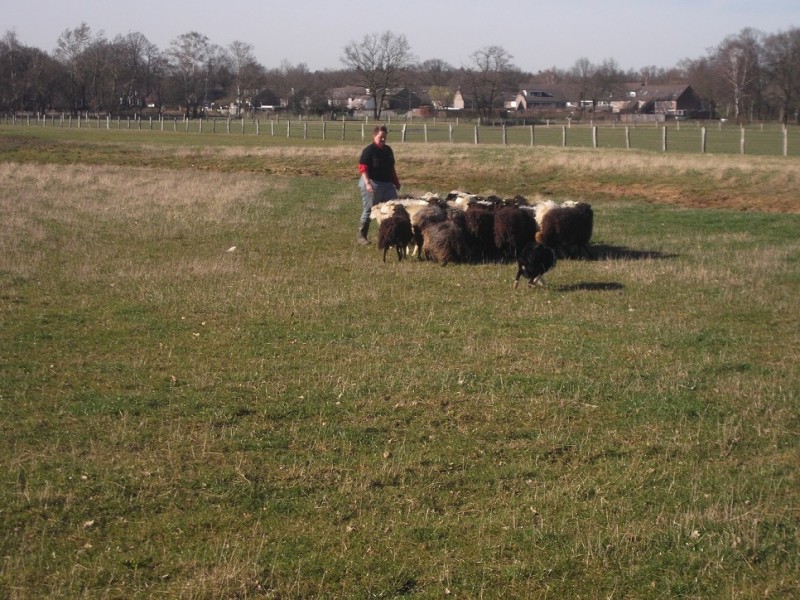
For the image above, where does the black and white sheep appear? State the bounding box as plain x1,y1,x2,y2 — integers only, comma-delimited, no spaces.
377,204,414,262
535,201,594,259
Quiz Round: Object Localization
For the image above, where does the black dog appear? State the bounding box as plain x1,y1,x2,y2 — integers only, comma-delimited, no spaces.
513,242,556,289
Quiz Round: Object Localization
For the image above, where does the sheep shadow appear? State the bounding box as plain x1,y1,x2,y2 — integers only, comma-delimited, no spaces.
589,243,678,261
555,282,625,292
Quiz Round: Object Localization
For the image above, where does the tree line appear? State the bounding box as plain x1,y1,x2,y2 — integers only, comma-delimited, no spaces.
2,24,799,123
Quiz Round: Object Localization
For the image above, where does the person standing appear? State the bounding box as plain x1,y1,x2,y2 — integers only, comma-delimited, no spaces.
357,125,401,244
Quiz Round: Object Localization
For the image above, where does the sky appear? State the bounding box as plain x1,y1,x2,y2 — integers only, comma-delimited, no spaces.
5,0,799,74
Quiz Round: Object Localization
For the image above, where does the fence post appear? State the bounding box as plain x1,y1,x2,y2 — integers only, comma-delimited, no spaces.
242,118,245,134
401,123,407,142
740,126,746,155
361,123,365,142
530,125,535,146
474,125,479,144
424,123,428,143
322,121,326,140
502,124,508,145
562,126,567,147
199,119,203,134
783,125,788,157
271,120,275,136
701,126,707,153
625,125,631,150
341,121,345,141
592,126,598,148
662,126,668,152
449,123,453,143
287,120,291,138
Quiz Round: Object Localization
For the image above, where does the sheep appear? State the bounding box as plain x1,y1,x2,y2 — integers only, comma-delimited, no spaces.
514,242,557,289
532,199,559,228
410,199,449,259
535,201,594,259
370,198,429,224
421,220,469,265
493,203,537,261
464,201,497,262
377,204,414,262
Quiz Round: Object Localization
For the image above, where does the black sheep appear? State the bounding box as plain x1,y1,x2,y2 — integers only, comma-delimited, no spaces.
494,204,537,262
378,204,414,262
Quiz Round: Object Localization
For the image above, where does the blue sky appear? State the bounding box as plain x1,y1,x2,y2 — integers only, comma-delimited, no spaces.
5,0,799,73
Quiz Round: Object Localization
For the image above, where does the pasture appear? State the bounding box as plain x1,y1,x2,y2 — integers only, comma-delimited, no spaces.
1,127,798,598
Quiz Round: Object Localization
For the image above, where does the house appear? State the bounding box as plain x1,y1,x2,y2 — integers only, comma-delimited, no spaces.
452,89,465,110
614,84,704,118
513,85,581,110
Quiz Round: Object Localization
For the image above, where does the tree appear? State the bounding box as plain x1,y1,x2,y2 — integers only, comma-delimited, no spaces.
0,31,64,112
54,22,95,112
166,32,221,118
415,58,455,87
570,57,597,112
225,41,266,115
762,27,800,124
713,28,763,121
593,58,624,109
462,45,519,122
342,31,414,119
112,32,163,110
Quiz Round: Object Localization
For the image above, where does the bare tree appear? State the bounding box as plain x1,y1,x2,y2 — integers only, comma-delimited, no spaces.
594,58,624,109
713,28,762,121
570,57,597,113
462,45,519,122
112,32,162,110
0,31,63,112
225,40,265,115
167,32,221,118
342,31,414,119
762,27,800,124
54,22,95,112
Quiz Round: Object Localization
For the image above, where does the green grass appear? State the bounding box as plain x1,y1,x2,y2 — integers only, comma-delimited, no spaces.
3,115,798,156
0,133,799,598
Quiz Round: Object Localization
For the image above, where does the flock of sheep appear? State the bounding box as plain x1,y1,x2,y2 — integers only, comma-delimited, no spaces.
369,191,594,287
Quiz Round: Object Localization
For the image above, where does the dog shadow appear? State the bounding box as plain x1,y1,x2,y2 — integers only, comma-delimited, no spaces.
555,281,625,292
589,243,678,261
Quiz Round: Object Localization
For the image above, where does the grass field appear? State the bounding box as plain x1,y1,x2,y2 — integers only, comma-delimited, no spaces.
4,115,799,157
1,127,799,598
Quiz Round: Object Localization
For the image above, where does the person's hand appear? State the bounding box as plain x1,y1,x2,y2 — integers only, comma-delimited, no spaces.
396,183,401,192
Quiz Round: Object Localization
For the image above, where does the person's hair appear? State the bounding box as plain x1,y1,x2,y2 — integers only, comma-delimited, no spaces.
373,125,388,135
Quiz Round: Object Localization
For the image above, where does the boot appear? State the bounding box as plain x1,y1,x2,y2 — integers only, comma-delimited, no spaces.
357,222,371,245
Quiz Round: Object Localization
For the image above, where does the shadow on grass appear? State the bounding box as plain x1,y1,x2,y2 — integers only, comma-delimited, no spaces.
556,282,625,292
590,243,679,261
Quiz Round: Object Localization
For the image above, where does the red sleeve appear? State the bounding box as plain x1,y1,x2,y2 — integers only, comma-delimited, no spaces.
358,163,368,175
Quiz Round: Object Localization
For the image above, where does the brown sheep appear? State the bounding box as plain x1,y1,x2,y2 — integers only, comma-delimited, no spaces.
535,202,594,259
377,204,414,262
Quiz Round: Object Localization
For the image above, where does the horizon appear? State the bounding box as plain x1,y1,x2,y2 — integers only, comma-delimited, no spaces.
4,0,799,75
